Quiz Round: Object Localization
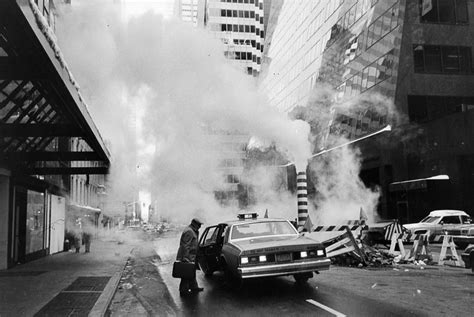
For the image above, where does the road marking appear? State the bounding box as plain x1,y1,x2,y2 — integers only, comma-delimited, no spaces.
306,299,346,317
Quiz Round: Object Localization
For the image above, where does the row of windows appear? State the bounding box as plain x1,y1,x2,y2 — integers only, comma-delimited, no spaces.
342,50,395,96
268,0,381,96
366,1,400,48
220,24,264,38
221,23,255,33
420,0,468,24
232,39,255,46
413,45,472,74
221,9,255,19
221,0,256,4
329,0,381,48
224,51,253,60
219,158,243,168
408,95,474,122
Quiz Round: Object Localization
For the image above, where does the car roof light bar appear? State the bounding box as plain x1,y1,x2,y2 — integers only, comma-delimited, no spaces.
237,213,258,220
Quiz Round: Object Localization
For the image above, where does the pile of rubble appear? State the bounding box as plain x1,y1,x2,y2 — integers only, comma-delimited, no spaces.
325,231,436,268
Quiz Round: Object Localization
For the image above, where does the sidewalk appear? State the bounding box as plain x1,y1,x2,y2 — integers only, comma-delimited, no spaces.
0,231,138,317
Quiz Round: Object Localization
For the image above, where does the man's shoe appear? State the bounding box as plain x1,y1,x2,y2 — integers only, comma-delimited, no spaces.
191,287,204,293
180,290,190,296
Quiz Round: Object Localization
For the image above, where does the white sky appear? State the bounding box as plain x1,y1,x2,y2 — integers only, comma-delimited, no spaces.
121,0,175,20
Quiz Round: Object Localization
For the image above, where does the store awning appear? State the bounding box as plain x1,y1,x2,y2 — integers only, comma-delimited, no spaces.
389,175,450,192
0,0,110,175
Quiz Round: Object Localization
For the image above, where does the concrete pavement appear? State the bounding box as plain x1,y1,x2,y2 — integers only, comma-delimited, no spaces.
0,230,140,317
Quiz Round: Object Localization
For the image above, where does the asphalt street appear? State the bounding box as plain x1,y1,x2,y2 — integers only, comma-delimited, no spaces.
107,231,473,317
157,232,473,317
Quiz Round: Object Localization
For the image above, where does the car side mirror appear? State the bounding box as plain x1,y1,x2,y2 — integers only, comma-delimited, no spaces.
439,221,444,225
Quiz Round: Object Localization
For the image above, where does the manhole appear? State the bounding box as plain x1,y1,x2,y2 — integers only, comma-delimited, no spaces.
0,271,47,277
64,276,111,292
34,292,101,317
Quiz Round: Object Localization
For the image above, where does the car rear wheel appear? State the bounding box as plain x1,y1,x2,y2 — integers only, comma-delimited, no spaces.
223,262,242,289
294,272,312,284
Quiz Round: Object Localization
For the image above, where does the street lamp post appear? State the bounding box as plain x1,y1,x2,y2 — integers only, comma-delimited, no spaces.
282,125,392,231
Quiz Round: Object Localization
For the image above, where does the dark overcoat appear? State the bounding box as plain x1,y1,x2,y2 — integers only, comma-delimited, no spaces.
176,225,199,262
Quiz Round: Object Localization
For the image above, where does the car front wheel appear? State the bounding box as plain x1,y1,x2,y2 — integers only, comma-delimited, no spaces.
294,272,312,284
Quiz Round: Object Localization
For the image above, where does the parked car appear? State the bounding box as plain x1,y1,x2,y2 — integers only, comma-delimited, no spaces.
461,244,474,272
404,210,472,237
447,226,474,249
196,213,330,284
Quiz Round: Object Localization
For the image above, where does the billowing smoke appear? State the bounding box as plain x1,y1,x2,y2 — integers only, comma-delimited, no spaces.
290,86,397,223
55,1,312,224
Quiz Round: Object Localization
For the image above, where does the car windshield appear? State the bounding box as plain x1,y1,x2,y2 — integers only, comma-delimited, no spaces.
420,216,440,223
230,221,298,240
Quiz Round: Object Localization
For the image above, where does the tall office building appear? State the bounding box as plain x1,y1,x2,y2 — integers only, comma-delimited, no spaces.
198,0,266,76
260,0,474,222
174,0,268,206
174,0,202,26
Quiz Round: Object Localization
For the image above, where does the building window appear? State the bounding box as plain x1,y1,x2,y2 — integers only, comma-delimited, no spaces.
366,1,400,48
413,45,471,74
420,0,468,24
226,174,240,184
408,95,474,122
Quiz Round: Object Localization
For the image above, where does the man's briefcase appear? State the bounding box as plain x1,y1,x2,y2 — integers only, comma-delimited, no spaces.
172,261,196,279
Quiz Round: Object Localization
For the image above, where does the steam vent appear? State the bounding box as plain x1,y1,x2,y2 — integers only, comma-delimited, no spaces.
297,171,308,231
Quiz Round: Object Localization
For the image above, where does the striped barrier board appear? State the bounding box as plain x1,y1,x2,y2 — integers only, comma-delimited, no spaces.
313,220,405,243
398,232,447,243
314,225,361,232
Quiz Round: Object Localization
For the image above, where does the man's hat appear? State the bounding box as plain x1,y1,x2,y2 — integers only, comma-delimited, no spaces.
191,218,203,226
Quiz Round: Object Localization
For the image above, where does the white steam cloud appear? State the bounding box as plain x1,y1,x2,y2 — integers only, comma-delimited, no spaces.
55,1,312,224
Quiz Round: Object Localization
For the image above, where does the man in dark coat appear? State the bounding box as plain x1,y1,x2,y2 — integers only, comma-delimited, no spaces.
176,218,203,296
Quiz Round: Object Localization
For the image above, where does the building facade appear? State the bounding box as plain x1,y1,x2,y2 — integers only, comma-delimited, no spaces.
260,0,474,222
199,0,266,76
174,0,203,26
0,0,110,269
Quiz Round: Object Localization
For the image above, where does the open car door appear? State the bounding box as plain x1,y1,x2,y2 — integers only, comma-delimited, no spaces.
197,225,225,275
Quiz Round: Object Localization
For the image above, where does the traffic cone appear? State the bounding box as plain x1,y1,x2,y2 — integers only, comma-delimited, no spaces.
302,215,313,233
359,207,368,222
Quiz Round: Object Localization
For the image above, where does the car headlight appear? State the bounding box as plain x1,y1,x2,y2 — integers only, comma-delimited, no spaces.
259,255,267,262
317,249,324,256
241,257,249,264
300,251,308,258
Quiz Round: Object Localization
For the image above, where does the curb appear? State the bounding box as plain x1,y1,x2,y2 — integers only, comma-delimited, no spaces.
88,272,122,317
88,248,132,317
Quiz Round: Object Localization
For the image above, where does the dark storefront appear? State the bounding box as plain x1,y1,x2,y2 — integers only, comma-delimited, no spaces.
0,0,110,269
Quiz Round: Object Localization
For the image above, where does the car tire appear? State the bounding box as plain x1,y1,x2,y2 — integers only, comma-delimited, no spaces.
294,272,312,284
470,251,474,273
199,260,214,277
223,262,242,289
455,242,468,250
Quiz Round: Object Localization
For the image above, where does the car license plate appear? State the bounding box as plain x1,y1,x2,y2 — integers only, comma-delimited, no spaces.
277,253,291,262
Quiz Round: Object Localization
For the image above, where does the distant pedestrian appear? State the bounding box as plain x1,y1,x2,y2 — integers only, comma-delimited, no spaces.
82,231,92,253
176,218,204,296
73,218,82,253
74,234,81,253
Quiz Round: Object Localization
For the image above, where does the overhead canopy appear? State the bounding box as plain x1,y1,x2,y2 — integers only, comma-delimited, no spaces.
389,175,450,192
0,0,110,175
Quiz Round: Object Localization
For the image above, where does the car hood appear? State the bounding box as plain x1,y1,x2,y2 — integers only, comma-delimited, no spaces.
404,223,434,230
230,235,321,254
